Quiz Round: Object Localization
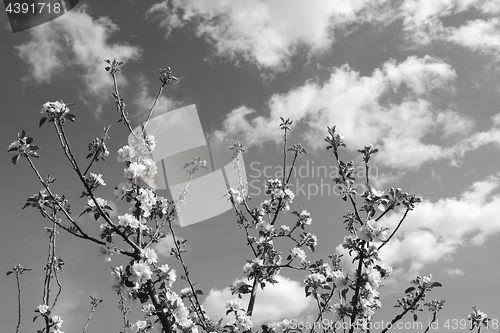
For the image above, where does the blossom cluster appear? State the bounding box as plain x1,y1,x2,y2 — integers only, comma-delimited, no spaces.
118,134,157,190
225,299,253,332
264,178,295,212
35,304,65,333
40,101,70,117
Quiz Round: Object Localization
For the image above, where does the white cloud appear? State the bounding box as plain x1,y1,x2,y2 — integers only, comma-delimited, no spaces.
202,275,314,326
370,171,406,190
447,18,500,57
443,268,465,276
154,233,176,258
147,0,390,70
451,114,500,160
399,0,500,60
372,172,500,274
50,279,87,330
148,0,500,70
212,56,469,170
16,5,141,113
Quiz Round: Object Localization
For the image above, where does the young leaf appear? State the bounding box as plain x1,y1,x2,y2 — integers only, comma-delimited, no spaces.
405,287,415,294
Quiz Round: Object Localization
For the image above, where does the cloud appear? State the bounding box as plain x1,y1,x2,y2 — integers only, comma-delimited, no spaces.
147,0,390,71
399,0,500,60
50,279,88,330
153,233,176,258
211,55,471,170
202,275,314,326
371,171,406,190
451,114,500,162
148,0,500,70
371,172,500,274
443,268,465,276
15,5,141,114
446,18,500,58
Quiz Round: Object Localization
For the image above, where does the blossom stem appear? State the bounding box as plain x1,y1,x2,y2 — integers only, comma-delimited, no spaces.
146,280,172,333
270,150,300,226
309,286,336,333
423,312,437,333
82,126,111,177
141,84,165,136
55,123,141,255
377,208,409,251
348,246,365,333
168,220,208,329
49,221,63,314
111,73,134,133
333,151,363,225
15,272,22,333
24,156,135,257
380,289,425,333
82,298,101,333
374,203,395,222
314,295,326,333
246,272,260,318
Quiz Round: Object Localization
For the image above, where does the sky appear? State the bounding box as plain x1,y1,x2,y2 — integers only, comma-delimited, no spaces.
1,0,500,332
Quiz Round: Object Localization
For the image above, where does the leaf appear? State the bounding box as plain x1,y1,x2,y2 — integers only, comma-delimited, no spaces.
414,313,418,322
78,207,92,218
405,287,415,294
33,315,38,323
183,163,190,169
5,270,13,276
341,288,348,301
430,282,442,288
26,137,33,144
195,289,203,295
65,113,76,122
12,154,20,165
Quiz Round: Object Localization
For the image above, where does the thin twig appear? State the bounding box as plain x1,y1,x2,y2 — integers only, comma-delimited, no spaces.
378,208,410,251
168,220,208,329
15,273,21,333
83,296,102,333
